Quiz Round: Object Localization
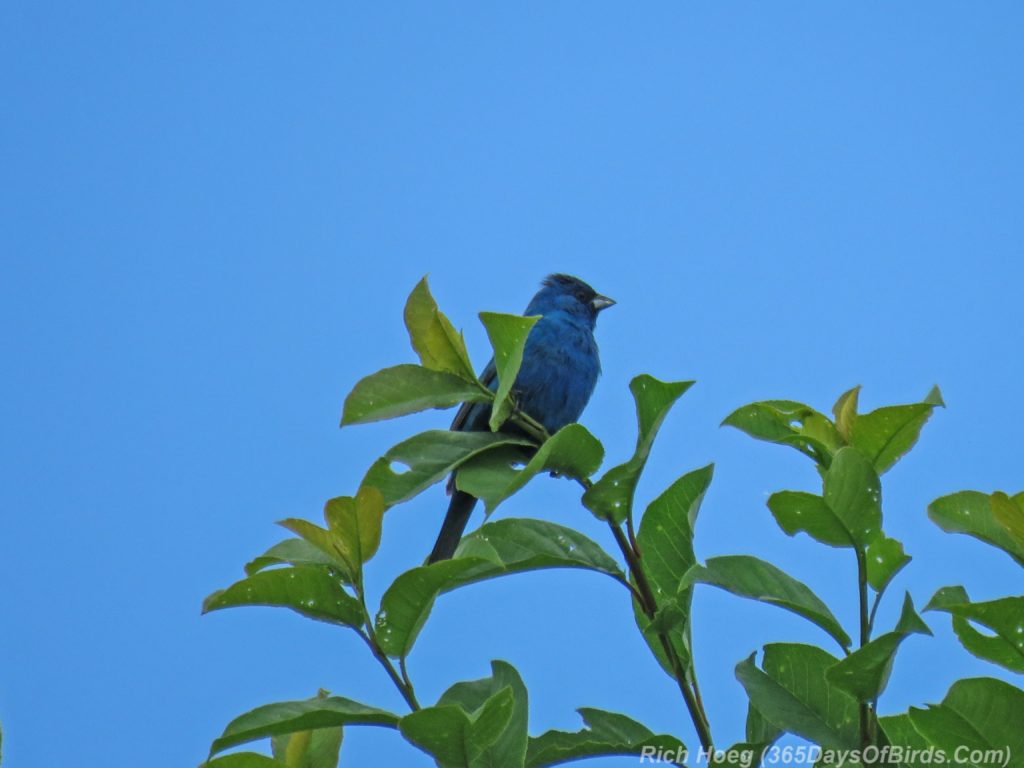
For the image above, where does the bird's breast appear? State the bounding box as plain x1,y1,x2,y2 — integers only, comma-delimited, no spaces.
514,317,601,434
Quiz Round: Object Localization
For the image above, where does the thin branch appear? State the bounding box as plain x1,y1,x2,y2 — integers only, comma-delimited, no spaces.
508,408,550,443
567,474,712,747
399,656,417,701
356,583,420,711
626,515,640,557
608,520,714,751
867,587,884,638
855,548,872,748
357,629,420,711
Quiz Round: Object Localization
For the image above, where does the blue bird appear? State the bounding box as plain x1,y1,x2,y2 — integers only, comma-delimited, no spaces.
428,274,615,562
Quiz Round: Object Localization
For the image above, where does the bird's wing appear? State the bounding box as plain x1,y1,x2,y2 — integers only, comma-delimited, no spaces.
449,358,497,432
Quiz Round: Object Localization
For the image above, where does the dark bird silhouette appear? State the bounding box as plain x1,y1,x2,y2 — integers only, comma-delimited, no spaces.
427,274,615,563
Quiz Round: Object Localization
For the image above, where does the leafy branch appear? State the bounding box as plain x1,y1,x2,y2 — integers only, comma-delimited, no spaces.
198,277,1024,768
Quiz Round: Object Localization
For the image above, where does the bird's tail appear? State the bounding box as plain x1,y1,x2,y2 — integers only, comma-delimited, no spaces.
428,489,478,563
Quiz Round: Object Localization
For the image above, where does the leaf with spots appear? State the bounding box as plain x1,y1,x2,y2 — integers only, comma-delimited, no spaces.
722,399,842,468
374,519,624,657
925,586,1024,673
583,375,695,524
822,447,881,549
767,491,853,548
631,465,713,676
244,538,348,577
826,593,931,702
928,491,1024,567
202,566,363,628
865,533,911,593
341,364,490,426
907,678,1024,768
735,643,860,750
845,386,944,474
361,430,533,508
455,424,604,514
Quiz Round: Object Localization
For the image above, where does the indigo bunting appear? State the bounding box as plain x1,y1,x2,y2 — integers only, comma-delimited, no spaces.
428,274,615,562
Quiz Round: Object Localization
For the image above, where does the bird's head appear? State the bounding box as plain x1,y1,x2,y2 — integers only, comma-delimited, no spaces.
525,274,616,328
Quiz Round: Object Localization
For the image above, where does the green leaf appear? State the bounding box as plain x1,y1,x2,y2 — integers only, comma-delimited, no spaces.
634,464,714,676
244,538,345,577
745,703,782,746
341,364,489,426
583,376,694,524
925,586,1024,673
847,387,943,474
647,599,687,634
479,311,541,430
209,696,399,756
404,277,477,381
456,424,605,513
823,447,881,548
277,488,386,581
277,519,350,574
992,492,1024,550
908,678,1024,768
400,706,473,768
826,593,931,702
767,491,853,548
683,555,851,651
203,754,290,768
525,708,686,768
877,713,933,766
865,533,911,593
323,486,385,570
438,661,529,768
202,566,363,628
272,724,342,768
375,518,624,656
361,430,533,508
400,686,515,768
464,687,517,760
722,399,841,467
455,518,623,577
376,559,489,658
832,386,860,442
928,491,1024,567
734,643,859,749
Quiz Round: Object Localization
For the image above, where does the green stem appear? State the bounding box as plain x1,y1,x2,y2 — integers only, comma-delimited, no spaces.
855,549,873,749
508,408,550,443
356,585,420,711
626,515,640,556
569,475,712,749
399,656,416,699
867,588,884,638
608,520,714,752
357,629,420,711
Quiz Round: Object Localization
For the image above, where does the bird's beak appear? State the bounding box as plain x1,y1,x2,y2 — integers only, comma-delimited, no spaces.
591,294,616,312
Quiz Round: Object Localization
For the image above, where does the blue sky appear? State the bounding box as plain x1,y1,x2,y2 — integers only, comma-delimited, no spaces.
2,3,1022,766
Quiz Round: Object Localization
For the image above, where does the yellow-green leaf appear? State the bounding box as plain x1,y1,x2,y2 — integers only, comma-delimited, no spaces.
404,277,476,381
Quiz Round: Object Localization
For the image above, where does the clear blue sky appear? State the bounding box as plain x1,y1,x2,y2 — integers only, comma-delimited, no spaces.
2,3,1022,766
